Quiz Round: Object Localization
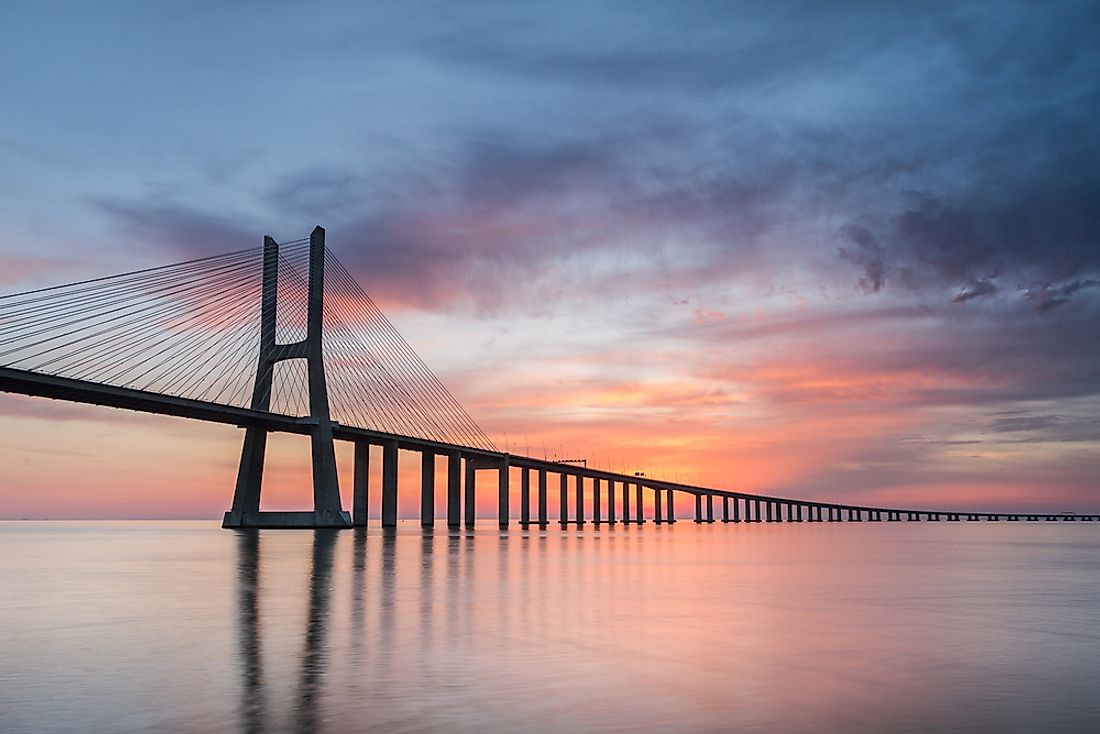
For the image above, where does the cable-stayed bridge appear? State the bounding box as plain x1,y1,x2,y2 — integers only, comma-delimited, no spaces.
1,227,1094,527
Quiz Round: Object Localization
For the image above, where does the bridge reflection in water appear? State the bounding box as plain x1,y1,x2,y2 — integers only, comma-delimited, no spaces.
226,524,1100,733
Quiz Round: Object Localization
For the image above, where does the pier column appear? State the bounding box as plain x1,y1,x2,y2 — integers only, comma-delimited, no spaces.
559,473,569,525
537,469,548,525
520,467,531,525
706,495,714,523
695,494,703,523
447,451,461,528
766,501,774,522
622,481,631,522
381,440,398,528
607,480,616,524
635,484,644,523
722,497,730,522
420,451,434,527
498,457,510,529
593,478,602,524
775,501,783,523
666,489,675,523
353,441,369,527
733,497,741,522
464,458,476,528
654,487,663,523
575,475,585,526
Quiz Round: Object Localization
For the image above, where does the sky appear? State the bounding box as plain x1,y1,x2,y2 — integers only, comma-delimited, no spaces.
1,1,1098,518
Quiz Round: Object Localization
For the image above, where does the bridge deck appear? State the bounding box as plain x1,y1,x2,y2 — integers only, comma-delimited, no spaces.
2,366,1094,523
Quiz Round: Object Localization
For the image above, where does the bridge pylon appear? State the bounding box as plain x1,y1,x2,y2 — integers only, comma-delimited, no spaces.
222,226,352,529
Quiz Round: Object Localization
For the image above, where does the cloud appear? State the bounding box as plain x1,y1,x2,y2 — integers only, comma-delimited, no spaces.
952,276,998,303
93,198,259,259
1024,278,1100,313
837,224,886,293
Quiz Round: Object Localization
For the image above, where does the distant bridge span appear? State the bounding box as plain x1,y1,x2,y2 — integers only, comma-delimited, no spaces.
1,227,1093,527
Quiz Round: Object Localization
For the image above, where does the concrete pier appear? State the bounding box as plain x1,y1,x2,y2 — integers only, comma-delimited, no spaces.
464,458,476,528
538,469,548,525
666,489,675,523
607,480,616,524
353,441,368,527
498,456,510,529
420,451,434,527
575,474,585,526
559,473,569,526
447,452,461,528
381,440,398,528
654,487,664,523
593,477,602,524
520,467,530,525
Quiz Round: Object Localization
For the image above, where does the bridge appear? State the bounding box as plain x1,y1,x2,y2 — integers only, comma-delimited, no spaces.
1,227,1094,527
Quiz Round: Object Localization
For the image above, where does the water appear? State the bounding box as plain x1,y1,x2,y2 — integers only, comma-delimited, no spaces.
2,521,1099,733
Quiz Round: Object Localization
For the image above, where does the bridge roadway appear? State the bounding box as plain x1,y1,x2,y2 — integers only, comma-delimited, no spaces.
3,365,1096,525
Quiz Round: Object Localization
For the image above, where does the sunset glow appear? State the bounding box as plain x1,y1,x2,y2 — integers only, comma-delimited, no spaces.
1,2,1097,518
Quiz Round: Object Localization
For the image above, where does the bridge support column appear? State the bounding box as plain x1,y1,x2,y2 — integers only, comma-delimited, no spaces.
722,497,731,522
706,495,714,523
654,487,663,523
538,469,548,526
420,451,434,527
381,440,398,528
695,494,703,523
520,467,531,526
447,451,461,528
635,484,644,523
353,441,369,527
576,475,585,526
465,458,476,528
622,481,630,522
559,473,569,526
593,478,602,524
666,489,675,523
607,480,616,524
498,457,510,529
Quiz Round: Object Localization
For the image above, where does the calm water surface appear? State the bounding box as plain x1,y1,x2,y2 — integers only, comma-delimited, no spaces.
2,521,1099,733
